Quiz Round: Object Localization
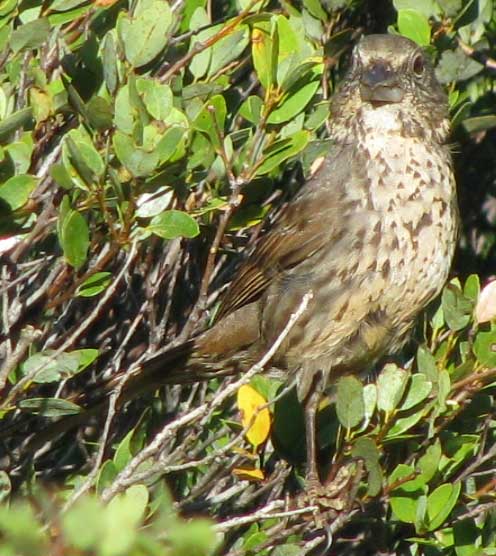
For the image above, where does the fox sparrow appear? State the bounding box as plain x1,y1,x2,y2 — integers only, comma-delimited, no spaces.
66,34,460,487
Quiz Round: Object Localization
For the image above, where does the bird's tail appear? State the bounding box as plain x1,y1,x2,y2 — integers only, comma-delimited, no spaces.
80,338,245,408
14,338,249,456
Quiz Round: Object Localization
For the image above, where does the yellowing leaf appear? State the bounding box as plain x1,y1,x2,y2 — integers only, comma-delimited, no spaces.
232,467,265,481
237,384,271,448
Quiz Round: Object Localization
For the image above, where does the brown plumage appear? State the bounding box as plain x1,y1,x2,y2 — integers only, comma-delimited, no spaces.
73,34,460,486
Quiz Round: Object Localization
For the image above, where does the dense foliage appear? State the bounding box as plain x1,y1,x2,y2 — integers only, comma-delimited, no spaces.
1,0,496,554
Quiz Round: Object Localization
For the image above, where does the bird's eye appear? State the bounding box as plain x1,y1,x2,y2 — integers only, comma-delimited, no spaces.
412,54,425,77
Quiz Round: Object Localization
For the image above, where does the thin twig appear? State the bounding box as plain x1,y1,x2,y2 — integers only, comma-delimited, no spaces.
3,241,139,407
158,0,260,84
100,291,313,502
214,502,319,532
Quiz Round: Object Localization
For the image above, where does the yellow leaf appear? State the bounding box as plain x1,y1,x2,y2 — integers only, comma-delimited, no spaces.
233,467,265,482
237,384,271,448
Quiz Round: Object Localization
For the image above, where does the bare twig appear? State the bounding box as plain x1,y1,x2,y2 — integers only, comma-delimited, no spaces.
100,291,313,502
158,0,260,84
3,241,139,407
214,502,318,532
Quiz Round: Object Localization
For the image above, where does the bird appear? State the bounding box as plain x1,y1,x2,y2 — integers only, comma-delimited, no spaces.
28,34,460,490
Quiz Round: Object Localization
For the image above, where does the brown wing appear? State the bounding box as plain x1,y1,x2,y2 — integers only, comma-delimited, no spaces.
215,152,348,321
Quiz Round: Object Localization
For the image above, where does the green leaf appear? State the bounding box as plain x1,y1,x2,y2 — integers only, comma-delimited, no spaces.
156,126,186,164
10,17,50,53
0,502,49,554
272,545,301,556
168,518,217,556
192,95,227,149
463,115,496,134
239,95,263,124
441,284,473,331
336,375,364,429
103,32,118,95
302,7,323,41
66,127,105,180
416,346,438,384
426,482,460,531
208,25,249,77
115,484,149,522
464,274,480,302
256,130,310,175
362,383,377,423
252,21,278,90
436,49,484,84
136,78,173,121
0,0,16,18
418,440,441,482
376,364,409,413
113,430,134,472
62,75,91,124
188,17,216,79
17,398,82,416
280,59,321,94
400,374,432,411
387,409,425,437
6,138,34,175
50,0,88,10
440,433,479,477
303,0,328,21
59,208,90,269
62,496,104,551
30,88,52,123
389,464,427,524
267,79,320,124
473,330,496,367
135,187,174,218
77,272,113,297
101,485,148,556
0,108,33,141
0,174,37,211
113,131,159,177
21,349,98,383
96,461,118,494
117,0,172,67
397,9,431,45
22,352,76,383
273,387,306,463
351,437,383,496
114,85,136,134
86,96,114,131
393,0,440,17
51,164,73,190
47,4,90,25
275,15,302,86
437,0,461,16
75,349,99,370
147,210,200,239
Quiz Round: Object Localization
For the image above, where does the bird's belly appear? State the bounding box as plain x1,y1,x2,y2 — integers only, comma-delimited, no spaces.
271,138,457,380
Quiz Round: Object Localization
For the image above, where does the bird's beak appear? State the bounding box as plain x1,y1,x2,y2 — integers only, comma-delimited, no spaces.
360,61,404,105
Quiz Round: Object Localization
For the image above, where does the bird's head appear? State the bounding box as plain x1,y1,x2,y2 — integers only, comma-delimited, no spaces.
331,34,450,144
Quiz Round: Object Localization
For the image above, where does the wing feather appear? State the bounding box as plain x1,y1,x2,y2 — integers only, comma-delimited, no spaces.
216,151,350,321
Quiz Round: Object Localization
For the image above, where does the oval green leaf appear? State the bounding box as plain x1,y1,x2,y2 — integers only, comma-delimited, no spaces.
0,174,37,211
147,210,200,239
336,375,364,429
